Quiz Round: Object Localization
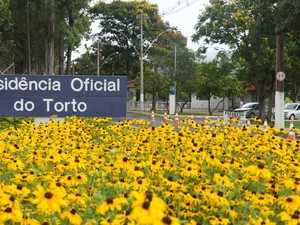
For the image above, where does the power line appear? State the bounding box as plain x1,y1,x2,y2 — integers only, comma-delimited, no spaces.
161,0,200,16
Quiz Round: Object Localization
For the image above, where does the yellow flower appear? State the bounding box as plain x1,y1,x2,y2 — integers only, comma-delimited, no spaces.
19,214,40,225
131,190,169,224
279,211,300,224
61,209,83,225
213,173,234,189
33,185,67,214
209,215,230,225
0,206,23,223
247,163,271,180
96,196,127,215
114,210,135,224
279,196,300,214
250,217,276,225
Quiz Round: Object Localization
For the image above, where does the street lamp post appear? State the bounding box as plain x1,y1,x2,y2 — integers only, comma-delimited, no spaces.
113,27,171,110
140,14,144,110
97,51,119,76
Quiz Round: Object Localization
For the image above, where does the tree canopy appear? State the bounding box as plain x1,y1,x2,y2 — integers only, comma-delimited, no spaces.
0,0,91,75
192,0,300,118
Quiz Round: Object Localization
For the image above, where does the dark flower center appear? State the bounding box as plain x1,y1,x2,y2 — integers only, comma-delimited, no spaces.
258,164,265,169
106,197,114,204
142,201,150,210
4,207,12,213
9,196,15,202
217,191,223,197
162,216,172,224
44,192,53,199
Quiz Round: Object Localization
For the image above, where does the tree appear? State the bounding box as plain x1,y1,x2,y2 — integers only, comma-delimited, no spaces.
0,0,90,75
275,0,300,103
195,53,244,115
172,46,198,112
88,0,197,109
146,35,196,112
56,0,91,75
275,0,300,34
89,0,166,79
284,33,300,102
0,0,13,73
192,0,278,120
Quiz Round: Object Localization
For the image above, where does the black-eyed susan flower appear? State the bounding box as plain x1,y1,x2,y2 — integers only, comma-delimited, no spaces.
96,196,127,215
247,163,272,181
114,210,134,224
250,217,276,225
19,214,40,225
279,196,300,214
0,206,23,223
131,191,168,224
279,210,300,225
32,185,67,214
60,208,82,225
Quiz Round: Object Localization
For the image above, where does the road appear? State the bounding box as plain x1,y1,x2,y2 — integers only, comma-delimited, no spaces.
111,111,299,140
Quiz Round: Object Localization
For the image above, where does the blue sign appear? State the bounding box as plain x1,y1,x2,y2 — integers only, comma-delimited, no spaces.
0,75,127,117
169,86,176,95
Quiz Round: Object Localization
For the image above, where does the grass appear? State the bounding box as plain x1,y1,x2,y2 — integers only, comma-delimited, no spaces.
285,120,300,129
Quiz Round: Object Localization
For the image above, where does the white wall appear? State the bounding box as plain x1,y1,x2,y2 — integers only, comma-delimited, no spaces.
191,94,230,110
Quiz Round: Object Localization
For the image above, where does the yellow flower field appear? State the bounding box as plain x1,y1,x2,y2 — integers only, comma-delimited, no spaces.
0,116,300,225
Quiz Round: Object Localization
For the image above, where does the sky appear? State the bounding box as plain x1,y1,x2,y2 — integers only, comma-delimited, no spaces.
147,0,208,51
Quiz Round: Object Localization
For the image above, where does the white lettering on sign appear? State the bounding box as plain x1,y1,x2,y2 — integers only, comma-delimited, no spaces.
70,78,120,92
14,99,35,111
43,98,87,112
0,77,61,91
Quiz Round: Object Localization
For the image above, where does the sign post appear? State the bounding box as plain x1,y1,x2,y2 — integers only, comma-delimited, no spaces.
169,86,176,115
275,35,285,129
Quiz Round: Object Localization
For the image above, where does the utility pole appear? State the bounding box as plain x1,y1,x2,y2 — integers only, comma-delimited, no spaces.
140,13,144,111
169,45,177,115
26,0,31,74
174,45,177,112
275,35,285,128
97,41,100,76
113,18,171,111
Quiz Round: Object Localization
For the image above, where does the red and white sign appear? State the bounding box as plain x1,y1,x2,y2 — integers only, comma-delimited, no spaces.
276,71,286,81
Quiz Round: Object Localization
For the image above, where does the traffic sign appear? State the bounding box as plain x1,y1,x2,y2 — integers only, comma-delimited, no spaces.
276,71,286,81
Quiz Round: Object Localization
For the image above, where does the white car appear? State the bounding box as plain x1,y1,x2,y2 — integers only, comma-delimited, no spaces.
233,102,260,118
233,102,269,119
284,103,300,120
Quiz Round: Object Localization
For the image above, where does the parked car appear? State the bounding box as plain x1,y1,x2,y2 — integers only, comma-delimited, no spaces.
284,103,300,120
233,102,261,118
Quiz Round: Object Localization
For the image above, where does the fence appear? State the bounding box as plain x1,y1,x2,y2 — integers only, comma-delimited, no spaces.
127,101,191,111
223,111,247,123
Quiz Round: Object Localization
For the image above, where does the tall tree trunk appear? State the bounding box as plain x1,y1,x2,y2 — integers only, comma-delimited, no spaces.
208,94,212,115
58,36,64,75
292,82,299,102
65,12,74,75
48,0,55,75
26,0,31,74
66,46,72,75
45,38,49,74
